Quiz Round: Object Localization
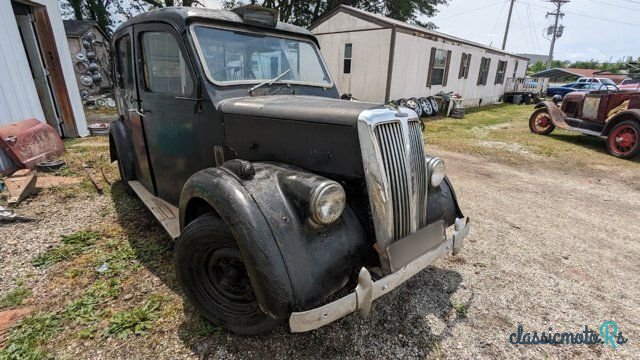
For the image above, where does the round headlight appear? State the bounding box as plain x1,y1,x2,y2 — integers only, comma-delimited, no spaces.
427,157,446,188
309,181,346,225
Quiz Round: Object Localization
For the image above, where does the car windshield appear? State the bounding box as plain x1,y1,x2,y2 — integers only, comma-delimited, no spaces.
600,78,616,85
192,26,331,86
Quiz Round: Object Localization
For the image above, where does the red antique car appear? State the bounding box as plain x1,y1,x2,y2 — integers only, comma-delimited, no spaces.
529,87,640,159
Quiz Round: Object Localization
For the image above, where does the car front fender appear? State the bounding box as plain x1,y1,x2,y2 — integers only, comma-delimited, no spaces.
179,161,368,316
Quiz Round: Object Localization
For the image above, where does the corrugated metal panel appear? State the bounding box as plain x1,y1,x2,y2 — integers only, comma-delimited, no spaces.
0,0,46,127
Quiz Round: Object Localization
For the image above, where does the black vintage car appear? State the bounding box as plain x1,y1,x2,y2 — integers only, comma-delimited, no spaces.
109,6,470,334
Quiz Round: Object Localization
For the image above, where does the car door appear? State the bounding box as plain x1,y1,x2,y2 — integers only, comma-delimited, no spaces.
114,29,155,192
135,23,211,205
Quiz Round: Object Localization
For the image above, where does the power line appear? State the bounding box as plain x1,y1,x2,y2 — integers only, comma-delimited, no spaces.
490,0,509,45
546,0,569,69
525,3,542,51
436,1,506,20
521,0,640,27
586,0,640,12
514,2,532,53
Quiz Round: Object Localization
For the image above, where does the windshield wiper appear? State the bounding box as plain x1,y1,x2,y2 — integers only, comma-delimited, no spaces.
249,69,291,95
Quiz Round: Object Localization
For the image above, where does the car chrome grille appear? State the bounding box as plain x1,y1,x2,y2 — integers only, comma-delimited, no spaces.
408,121,427,228
357,108,429,272
374,122,411,239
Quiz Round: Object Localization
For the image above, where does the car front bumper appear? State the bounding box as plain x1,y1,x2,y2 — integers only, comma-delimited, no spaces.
289,217,471,333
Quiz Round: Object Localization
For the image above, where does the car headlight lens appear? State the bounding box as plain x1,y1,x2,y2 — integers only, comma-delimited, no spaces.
427,157,446,188
309,181,346,225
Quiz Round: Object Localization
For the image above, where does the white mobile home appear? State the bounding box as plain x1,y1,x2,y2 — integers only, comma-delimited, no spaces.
310,5,529,107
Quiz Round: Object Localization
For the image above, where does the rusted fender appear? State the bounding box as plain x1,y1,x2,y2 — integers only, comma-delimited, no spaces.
602,109,640,135
0,119,64,170
535,101,569,129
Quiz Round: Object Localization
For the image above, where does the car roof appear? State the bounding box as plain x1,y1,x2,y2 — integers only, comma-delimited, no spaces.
114,7,318,44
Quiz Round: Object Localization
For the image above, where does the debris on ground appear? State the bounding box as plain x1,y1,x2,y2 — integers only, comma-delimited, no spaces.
35,160,66,172
0,206,36,222
0,307,33,345
5,169,37,204
83,163,103,194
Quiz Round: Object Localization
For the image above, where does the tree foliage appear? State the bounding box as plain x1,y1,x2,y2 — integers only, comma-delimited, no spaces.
222,0,449,29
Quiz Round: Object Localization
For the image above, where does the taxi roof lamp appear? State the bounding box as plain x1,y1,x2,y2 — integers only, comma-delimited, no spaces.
232,5,278,28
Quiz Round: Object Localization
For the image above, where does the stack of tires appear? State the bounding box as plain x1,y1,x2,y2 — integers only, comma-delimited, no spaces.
390,97,440,118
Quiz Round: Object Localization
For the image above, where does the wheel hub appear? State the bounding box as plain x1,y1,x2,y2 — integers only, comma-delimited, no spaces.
611,125,638,155
536,116,550,128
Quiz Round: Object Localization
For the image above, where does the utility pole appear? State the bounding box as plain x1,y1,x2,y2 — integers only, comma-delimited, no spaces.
501,0,516,50
546,0,569,69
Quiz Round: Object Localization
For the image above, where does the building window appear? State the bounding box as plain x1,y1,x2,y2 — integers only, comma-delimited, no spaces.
141,32,193,96
477,57,491,85
458,52,471,79
343,43,352,74
495,60,507,84
513,61,519,78
427,48,451,87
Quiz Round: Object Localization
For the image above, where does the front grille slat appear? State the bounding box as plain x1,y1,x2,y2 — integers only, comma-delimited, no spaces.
374,121,420,241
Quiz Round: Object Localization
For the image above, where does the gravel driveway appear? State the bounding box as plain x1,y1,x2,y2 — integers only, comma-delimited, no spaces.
1,137,638,359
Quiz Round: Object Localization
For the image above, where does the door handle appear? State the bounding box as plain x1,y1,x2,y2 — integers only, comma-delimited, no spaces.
128,108,144,117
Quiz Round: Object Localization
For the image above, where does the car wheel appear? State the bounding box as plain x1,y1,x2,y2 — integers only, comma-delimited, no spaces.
529,108,556,135
406,98,422,117
398,98,408,107
606,120,640,159
428,97,439,115
419,97,433,116
174,214,283,335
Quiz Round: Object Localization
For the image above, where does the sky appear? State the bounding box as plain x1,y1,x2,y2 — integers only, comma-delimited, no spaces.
199,0,639,63
424,0,640,62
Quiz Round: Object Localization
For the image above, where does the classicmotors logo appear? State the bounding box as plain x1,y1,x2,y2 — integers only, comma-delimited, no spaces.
509,321,628,349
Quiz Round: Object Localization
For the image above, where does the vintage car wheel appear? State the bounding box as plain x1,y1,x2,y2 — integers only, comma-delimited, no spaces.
606,120,640,159
529,108,556,135
175,214,282,334
406,98,423,117
428,97,439,115
419,97,433,116
398,98,408,107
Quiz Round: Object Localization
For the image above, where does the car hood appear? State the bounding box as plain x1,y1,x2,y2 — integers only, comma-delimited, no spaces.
219,95,382,127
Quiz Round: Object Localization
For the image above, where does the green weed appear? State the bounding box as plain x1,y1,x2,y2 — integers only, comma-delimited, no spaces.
104,297,161,339
0,283,31,310
32,230,101,268
0,313,60,360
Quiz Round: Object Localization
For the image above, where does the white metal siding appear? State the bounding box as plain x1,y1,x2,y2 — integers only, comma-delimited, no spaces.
0,0,46,127
317,28,392,103
0,0,87,135
312,11,382,33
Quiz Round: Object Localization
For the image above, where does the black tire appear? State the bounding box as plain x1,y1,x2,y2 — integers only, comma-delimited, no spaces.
419,97,433,116
606,120,640,159
174,214,283,334
115,146,135,196
428,97,439,115
398,98,408,107
406,97,422,117
529,108,556,135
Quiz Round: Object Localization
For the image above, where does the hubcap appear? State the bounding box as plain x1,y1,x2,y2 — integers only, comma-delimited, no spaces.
535,114,550,128
610,125,638,155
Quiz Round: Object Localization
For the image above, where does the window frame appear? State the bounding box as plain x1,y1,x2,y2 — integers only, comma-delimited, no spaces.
495,60,507,85
427,48,451,87
115,34,134,89
139,30,195,97
477,57,491,86
458,52,471,79
512,60,519,78
343,43,352,74
189,23,334,88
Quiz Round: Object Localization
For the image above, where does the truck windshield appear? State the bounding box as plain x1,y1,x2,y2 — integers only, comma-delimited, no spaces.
192,26,331,86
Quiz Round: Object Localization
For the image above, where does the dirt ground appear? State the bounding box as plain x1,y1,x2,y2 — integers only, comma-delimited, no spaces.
1,104,639,359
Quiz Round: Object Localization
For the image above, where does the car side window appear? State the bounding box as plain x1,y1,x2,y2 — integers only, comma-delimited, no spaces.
116,35,133,89
141,32,193,96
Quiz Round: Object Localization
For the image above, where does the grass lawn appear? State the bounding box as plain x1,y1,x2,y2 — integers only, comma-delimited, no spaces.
424,103,640,174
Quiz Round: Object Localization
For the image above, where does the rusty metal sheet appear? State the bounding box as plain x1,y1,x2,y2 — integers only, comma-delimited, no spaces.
0,119,65,170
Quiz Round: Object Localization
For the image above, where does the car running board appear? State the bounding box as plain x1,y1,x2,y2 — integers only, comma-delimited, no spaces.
128,181,180,240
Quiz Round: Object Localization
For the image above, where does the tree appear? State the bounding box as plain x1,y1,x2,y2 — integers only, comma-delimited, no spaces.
223,0,449,29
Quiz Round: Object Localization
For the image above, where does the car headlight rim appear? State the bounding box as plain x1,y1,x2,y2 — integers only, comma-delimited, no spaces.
309,181,346,225
427,157,446,188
